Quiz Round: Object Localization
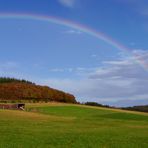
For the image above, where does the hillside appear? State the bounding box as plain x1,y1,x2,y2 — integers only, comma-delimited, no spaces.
0,77,76,103
0,103,148,147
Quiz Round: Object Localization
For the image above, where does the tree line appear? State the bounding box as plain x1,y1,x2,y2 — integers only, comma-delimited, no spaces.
84,101,148,113
122,105,148,113
0,77,34,84
0,77,76,103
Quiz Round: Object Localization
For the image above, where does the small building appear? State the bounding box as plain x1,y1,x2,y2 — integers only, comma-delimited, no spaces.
0,103,25,110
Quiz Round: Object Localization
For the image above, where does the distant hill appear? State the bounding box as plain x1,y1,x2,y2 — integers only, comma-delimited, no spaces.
84,102,148,113
0,77,76,103
122,105,148,113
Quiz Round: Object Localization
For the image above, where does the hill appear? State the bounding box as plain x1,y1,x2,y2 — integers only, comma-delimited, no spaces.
0,103,148,147
122,105,148,113
0,77,76,103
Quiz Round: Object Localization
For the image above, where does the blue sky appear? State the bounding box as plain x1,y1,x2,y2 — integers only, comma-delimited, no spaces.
0,0,148,106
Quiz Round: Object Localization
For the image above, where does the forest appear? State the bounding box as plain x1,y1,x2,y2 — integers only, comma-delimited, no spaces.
0,77,76,103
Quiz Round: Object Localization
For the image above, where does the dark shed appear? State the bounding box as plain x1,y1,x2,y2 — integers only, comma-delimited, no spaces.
0,103,25,110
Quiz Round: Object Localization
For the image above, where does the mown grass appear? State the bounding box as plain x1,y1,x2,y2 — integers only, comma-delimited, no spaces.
0,103,148,148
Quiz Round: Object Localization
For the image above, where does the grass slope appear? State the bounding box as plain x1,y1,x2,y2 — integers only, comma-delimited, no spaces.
0,103,148,148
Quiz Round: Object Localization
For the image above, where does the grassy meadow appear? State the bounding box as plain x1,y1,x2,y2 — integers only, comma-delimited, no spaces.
0,103,148,148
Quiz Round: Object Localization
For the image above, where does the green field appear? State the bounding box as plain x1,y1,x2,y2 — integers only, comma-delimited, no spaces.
0,103,148,148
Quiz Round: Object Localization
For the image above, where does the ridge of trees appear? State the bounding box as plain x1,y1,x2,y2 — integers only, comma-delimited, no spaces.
84,102,148,113
0,77,34,84
122,105,148,113
0,77,76,103
84,102,110,108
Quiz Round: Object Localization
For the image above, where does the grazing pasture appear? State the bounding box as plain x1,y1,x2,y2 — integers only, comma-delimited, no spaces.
0,103,148,148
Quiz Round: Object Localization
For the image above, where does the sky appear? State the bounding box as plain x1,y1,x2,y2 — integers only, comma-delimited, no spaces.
0,0,148,106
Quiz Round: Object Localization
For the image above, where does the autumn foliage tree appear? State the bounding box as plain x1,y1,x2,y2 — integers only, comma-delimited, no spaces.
0,77,76,103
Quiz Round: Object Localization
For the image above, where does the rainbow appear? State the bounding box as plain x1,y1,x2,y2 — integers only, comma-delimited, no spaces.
0,13,147,70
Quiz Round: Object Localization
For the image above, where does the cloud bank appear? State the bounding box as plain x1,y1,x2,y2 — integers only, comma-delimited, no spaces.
40,50,148,107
